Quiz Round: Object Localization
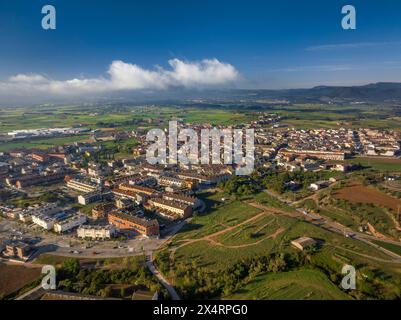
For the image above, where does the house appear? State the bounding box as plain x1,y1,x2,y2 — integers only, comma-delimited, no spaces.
4,241,33,260
291,237,317,251
309,180,330,191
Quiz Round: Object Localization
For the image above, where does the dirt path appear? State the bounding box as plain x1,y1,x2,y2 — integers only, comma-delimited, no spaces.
169,207,288,259
331,245,401,264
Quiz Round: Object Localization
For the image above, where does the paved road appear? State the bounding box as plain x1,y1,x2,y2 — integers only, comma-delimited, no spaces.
15,285,45,300
145,251,181,300
258,189,401,262
1,216,189,261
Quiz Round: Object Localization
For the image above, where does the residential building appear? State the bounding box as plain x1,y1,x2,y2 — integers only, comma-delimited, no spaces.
4,241,32,260
108,210,159,237
92,203,116,220
77,225,116,240
53,214,87,233
77,191,103,205
149,198,192,220
66,178,98,193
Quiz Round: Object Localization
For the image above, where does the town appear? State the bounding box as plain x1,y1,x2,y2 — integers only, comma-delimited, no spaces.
0,103,400,301
0,112,400,261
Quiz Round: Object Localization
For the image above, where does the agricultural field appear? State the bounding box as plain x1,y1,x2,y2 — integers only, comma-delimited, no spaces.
333,182,401,213
0,263,41,298
272,104,401,132
225,269,351,300
0,134,90,152
305,181,401,239
0,105,252,133
346,157,401,172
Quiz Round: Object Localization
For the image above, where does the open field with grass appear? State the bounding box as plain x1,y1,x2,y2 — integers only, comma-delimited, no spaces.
371,240,401,256
271,104,401,131
161,192,401,299
168,192,398,272
225,269,351,300
172,193,262,242
0,134,90,152
0,105,253,133
346,157,401,172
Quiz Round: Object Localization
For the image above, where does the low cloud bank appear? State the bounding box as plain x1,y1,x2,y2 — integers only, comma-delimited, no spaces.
0,58,239,100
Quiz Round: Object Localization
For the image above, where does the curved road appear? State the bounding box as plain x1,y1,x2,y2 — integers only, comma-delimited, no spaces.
145,251,180,300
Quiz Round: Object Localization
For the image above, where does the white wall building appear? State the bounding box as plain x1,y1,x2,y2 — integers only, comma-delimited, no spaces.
32,214,56,230
77,225,116,240
54,214,87,233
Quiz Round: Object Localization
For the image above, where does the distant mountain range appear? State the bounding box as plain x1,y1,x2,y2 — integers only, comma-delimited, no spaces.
221,82,401,104
150,82,401,105
4,82,401,107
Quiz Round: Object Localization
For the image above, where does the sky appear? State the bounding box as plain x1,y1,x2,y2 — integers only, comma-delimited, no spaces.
1,0,401,103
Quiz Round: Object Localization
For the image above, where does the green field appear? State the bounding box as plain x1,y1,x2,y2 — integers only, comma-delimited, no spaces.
170,192,397,271
225,269,351,300
346,157,401,172
372,240,401,256
0,134,90,152
0,105,253,134
172,194,262,242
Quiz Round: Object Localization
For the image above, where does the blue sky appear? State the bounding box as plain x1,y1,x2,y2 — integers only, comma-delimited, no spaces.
0,0,401,96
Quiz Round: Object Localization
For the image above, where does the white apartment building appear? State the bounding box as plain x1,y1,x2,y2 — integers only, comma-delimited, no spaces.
53,214,87,233
77,191,103,205
32,214,56,230
66,179,98,193
77,225,116,240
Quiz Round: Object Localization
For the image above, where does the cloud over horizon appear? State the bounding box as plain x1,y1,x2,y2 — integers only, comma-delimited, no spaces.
0,58,240,100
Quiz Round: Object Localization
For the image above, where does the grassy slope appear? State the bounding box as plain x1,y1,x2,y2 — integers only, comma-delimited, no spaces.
225,269,351,300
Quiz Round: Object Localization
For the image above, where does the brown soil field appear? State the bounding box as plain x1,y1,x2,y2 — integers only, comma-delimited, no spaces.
334,182,401,212
0,263,41,297
384,180,401,192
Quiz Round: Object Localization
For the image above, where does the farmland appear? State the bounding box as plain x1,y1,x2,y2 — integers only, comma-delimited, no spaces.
346,157,401,172
0,134,90,152
0,263,41,298
333,182,401,213
305,180,401,239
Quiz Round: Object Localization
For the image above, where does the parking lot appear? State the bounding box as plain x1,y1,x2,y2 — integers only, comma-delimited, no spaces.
0,215,188,260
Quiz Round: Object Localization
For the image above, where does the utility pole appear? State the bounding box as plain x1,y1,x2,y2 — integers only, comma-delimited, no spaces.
398,205,401,224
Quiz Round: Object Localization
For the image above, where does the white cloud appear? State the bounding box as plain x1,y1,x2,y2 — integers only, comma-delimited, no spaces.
0,58,239,99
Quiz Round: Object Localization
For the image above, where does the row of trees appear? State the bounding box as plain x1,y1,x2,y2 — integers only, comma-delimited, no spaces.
57,258,162,298
218,167,339,197
157,251,308,299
